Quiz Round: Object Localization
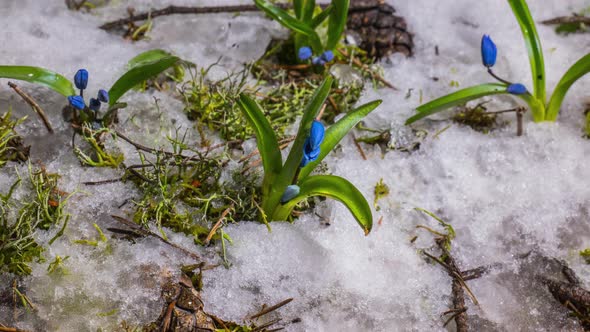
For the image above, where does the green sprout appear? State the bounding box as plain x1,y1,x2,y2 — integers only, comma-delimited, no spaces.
255,0,349,62
406,0,590,126
0,49,183,127
237,76,381,235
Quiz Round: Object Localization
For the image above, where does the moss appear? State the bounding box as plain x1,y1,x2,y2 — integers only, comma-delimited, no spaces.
452,104,502,133
0,165,71,276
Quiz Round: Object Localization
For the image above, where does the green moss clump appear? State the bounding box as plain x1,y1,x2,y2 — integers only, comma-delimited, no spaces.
452,104,501,133
0,110,29,167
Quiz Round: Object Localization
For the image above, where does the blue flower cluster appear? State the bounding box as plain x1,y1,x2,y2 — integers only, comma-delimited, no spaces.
298,46,334,66
68,69,109,111
480,35,528,96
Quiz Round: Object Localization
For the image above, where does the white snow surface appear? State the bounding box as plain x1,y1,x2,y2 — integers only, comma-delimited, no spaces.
1,0,590,331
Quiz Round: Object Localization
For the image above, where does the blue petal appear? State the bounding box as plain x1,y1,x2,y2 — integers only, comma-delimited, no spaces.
307,146,320,161
74,69,89,90
312,57,326,66
298,46,312,61
481,35,497,68
89,98,101,112
321,50,334,62
506,83,528,95
280,185,301,204
68,95,86,110
97,89,109,103
308,120,325,149
300,153,311,168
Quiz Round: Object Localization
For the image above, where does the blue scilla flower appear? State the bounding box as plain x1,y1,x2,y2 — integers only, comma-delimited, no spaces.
481,35,497,68
98,89,109,103
506,83,527,95
321,50,334,62
312,56,326,66
74,69,89,90
300,120,325,167
68,95,86,110
298,46,312,61
280,185,300,204
89,98,101,112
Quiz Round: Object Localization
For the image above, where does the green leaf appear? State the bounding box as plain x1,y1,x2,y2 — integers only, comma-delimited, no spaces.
299,100,382,180
127,49,173,69
508,0,546,104
326,0,350,50
236,94,283,176
274,175,373,235
546,53,590,121
254,0,323,52
311,5,333,29
108,55,180,106
0,66,75,97
405,83,508,125
265,77,333,216
294,0,315,24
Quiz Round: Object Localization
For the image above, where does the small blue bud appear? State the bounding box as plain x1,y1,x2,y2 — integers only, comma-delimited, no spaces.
298,46,312,61
506,83,528,95
321,50,334,62
481,35,497,68
74,69,89,90
312,57,326,66
68,95,85,110
308,120,325,149
97,89,109,103
89,98,101,112
280,185,300,204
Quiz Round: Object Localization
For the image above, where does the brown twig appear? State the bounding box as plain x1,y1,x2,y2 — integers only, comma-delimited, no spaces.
110,215,202,261
204,204,234,244
352,134,368,160
249,298,293,320
99,4,281,30
0,326,32,332
7,82,53,133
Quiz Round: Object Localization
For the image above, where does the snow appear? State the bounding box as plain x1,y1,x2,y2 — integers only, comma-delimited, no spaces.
1,0,590,331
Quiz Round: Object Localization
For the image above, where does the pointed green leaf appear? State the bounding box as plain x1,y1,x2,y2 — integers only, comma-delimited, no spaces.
546,53,590,121
255,0,323,52
405,83,509,125
108,55,180,106
508,0,546,103
294,0,315,23
311,5,333,29
0,66,75,97
299,99,382,180
326,0,349,50
236,94,283,175
274,175,373,235
127,49,173,69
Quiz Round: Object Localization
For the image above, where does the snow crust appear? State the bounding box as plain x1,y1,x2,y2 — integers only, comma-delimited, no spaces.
1,0,590,331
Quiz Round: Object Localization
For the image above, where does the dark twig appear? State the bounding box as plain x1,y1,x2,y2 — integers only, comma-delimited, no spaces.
249,298,293,320
110,215,202,261
99,4,281,30
516,107,525,136
0,326,32,332
7,82,53,133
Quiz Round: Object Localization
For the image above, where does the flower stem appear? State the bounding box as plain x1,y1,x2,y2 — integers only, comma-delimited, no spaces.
487,68,512,85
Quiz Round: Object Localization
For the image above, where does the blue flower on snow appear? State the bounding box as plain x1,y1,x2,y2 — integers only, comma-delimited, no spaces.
74,69,89,91
298,46,312,61
280,185,301,204
300,120,325,167
481,35,497,68
68,95,86,110
506,83,528,95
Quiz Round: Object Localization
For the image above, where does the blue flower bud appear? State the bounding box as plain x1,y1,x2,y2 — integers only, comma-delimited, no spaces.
89,98,101,112
97,89,109,103
308,120,325,149
68,95,85,110
298,46,312,61
481,35,497,68
506,83,527,95
280,185,300,204
312,57,326,66
321,50,334,62
74,69,89,90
